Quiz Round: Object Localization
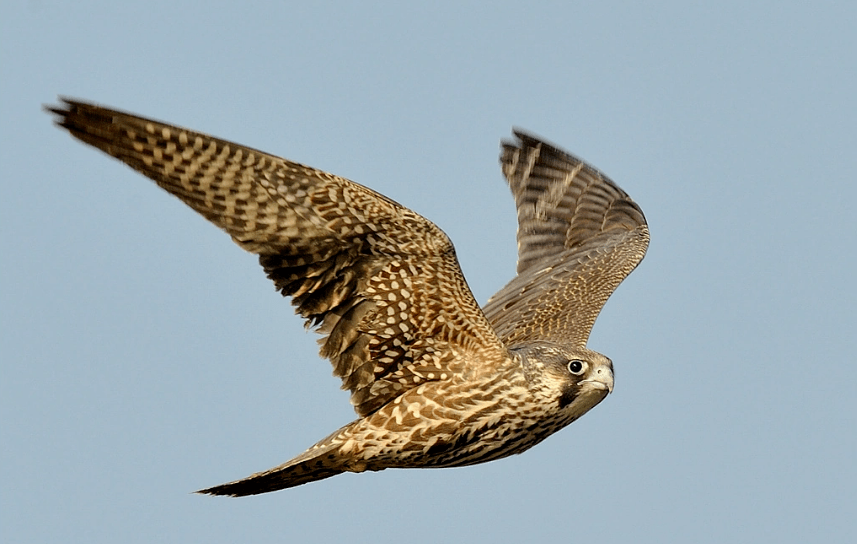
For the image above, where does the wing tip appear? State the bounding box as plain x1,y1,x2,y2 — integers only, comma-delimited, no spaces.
43,96,95,119
500,128,585,169
503,127,566,155
499,127,618,188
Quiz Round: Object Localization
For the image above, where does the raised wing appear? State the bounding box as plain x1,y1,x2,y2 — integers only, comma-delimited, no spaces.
483,130,649,348
48,99,508,417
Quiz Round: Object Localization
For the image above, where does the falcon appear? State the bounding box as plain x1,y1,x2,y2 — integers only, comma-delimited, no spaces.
47,99,649,495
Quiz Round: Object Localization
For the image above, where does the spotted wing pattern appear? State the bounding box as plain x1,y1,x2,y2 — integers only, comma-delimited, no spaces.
49,99,509,417
483,130,649,348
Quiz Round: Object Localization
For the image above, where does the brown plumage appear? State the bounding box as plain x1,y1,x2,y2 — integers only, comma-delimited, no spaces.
47,99,649,495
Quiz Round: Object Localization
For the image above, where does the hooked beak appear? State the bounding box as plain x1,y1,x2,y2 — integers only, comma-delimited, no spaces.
580,365,614,394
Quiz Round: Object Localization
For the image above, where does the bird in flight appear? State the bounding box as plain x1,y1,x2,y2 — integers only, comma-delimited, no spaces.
47,99,649,496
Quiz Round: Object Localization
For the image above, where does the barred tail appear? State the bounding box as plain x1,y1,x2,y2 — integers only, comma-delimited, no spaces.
197,441,347,496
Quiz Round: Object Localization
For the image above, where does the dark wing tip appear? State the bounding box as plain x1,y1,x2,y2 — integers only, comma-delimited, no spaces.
502,127,612,180
503,127,565,153
44,97,118,144
43,97,75,126
44,96,87,119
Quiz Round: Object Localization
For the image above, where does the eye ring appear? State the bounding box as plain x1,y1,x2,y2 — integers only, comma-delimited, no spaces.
567,360,586,375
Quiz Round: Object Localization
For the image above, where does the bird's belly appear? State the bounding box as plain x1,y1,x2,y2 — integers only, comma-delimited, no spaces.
416,410,578,468
342,390,577,471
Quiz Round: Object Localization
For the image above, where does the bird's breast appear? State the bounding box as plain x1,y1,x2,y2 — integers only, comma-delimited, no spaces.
342,370,576,469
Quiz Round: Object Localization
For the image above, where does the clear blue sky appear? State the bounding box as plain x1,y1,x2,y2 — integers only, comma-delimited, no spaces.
2,1,855,543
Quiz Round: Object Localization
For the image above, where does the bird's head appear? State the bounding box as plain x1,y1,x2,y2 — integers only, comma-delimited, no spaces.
514,342,614,411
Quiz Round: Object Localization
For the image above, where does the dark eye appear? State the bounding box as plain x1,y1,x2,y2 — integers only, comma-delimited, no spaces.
567,360,586,375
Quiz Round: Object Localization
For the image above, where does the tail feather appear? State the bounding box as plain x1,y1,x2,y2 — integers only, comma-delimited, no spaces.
197,442,347,497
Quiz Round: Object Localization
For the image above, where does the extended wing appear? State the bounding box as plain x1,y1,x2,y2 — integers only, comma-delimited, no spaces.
48,99,508,416
483,130,649,348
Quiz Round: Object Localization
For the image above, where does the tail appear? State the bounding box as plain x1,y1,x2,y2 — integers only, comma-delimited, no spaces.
197,441,348,497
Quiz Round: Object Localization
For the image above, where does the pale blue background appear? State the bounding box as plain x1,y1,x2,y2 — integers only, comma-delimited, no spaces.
2,1,855,543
